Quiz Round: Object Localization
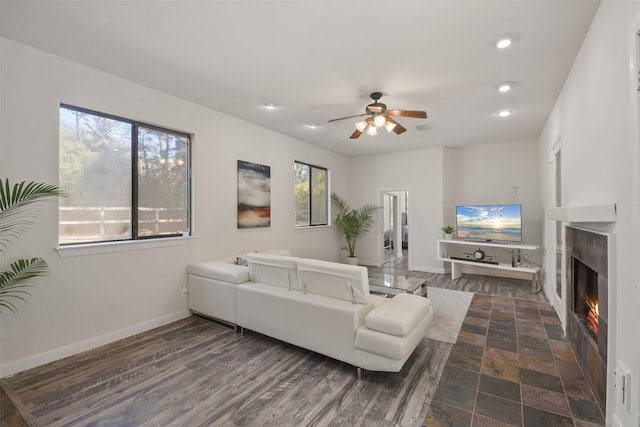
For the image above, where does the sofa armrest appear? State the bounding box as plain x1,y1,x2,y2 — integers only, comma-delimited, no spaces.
365,293,430,336
187,261,249,284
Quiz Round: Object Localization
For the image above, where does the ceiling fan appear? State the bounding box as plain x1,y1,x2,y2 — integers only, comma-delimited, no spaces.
328,92,427,139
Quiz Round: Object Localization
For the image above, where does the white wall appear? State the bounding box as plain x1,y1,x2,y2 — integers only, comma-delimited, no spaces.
452,140,543,265
0,39,348,375
347,147,445,270
538,2,640,425
347,141,542,270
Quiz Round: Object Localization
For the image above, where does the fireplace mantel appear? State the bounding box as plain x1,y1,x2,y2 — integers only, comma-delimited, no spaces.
546,203,616,223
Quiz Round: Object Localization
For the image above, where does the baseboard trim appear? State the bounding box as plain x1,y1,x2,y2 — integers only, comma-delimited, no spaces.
1,310,191,378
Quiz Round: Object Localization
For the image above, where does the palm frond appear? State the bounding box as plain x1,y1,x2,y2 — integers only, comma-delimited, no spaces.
330,193,379,258
0,258,49,314
0,179,65,252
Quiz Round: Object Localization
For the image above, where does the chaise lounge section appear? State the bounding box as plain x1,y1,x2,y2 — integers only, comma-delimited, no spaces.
187,252,434,373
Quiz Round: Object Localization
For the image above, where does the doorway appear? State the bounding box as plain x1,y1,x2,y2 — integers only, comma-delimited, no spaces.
551,140,564,321
380,189,409,264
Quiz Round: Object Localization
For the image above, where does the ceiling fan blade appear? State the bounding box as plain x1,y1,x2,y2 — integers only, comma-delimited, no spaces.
387,110,427,119
386,117,407,135
393,124,407,135
350,129,363,139
349,117,373,139
328,113,368,123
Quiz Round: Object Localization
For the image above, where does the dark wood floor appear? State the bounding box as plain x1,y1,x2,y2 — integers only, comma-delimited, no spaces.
1,316,451,427
1,253,602,426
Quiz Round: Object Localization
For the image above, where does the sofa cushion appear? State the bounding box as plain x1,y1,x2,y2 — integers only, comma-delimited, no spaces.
187,261,249,284
296,258,370,304
247,253,299,290
259,249,290,256
365,293,430,336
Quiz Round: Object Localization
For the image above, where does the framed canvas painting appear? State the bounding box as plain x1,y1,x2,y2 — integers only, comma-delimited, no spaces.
237,160,271,228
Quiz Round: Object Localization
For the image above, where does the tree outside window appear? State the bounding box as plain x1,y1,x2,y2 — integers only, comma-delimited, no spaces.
294,161,328,227
59,105,190,244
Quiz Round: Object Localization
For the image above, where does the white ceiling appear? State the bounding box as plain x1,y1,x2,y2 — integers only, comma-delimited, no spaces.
0,0,600,157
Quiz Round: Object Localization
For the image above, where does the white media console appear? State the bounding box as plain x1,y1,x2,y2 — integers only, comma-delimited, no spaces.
436,239,541,293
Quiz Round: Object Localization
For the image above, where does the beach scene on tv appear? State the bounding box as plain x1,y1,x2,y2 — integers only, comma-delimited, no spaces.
456,205,522,242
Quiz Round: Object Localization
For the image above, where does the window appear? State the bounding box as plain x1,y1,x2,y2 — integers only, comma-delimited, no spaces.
294,161,328,227
59,105,191,245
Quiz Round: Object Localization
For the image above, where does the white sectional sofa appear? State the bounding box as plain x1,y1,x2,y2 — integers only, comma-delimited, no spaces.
187,251,434,374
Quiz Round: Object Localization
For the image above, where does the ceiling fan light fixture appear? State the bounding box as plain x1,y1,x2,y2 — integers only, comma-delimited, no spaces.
373,114,386,128
328,92,426,139
384,121,396,133
355,120,368,132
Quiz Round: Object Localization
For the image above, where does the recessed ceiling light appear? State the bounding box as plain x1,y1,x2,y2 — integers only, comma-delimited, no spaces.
496,38,512,49
263,102,277,110
493,33,518,49
497,110,513,118
497,82,515,93
306,123,320,129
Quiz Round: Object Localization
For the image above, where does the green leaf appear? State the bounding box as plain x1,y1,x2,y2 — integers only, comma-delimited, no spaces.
0,258,49,314
330,193,378,258
0,178,64,314
0,178,65,252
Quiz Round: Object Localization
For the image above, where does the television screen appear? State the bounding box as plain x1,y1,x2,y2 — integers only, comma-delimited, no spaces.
456,204,522,242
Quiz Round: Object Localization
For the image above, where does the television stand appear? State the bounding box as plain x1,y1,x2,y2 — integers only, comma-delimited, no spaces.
449,256,499,265
437,239,541,293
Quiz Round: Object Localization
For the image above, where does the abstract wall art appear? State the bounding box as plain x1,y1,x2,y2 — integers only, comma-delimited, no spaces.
237,160,271,228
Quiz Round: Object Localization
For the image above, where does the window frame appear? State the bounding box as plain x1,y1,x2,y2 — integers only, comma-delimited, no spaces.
59,104,192,246
294,160,329,228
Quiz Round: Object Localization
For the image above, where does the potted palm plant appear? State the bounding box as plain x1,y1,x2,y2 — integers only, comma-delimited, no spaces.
0,179,64,313
330,192,378,265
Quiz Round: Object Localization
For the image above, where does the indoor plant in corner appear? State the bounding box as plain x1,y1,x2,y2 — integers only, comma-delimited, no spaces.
330,192,378,265
0,179,64,313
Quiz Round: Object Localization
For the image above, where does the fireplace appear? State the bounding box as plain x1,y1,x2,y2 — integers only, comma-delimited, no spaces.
573,258,599,338
565,226,610,414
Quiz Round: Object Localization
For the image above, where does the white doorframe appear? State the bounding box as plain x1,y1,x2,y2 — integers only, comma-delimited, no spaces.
550,139,565,326
381,192,399,260
378,188,410,266
625,15,640,427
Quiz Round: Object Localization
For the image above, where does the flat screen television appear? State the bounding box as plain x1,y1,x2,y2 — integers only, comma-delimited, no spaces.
455,204,522,243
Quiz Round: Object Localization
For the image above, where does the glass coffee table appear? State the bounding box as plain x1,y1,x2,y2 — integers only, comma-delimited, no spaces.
368,273,428,297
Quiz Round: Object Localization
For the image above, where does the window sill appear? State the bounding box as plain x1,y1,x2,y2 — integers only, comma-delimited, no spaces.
56,235,197,258
294,225,331,231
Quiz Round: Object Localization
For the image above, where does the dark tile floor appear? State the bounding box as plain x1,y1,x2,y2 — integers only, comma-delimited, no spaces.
372,250,606,427
423,293,605,427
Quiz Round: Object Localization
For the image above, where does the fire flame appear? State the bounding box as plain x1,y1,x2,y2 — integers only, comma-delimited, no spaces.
585,296,599,336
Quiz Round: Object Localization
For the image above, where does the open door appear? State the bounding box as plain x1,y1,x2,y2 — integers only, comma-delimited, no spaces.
380,190,409,264
551,141,565,322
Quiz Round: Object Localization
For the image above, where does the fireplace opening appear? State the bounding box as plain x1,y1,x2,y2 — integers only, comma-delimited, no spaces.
566,226,609,413
573,257,599,339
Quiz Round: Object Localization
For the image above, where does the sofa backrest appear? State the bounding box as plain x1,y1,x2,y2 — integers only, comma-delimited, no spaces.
296,258,370,304
247,253,299,290
229,249,291,266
